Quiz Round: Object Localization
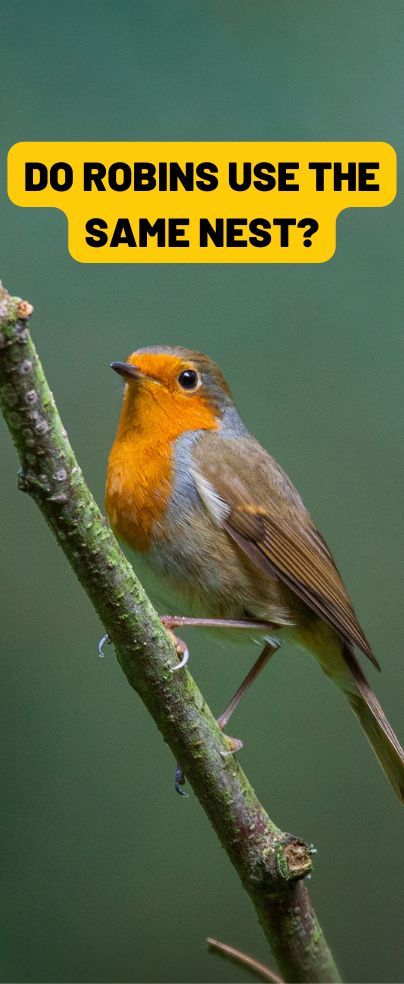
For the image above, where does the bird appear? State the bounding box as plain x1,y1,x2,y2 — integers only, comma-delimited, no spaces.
105,345,404,803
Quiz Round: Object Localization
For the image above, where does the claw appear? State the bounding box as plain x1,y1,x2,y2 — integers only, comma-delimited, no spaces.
175,764,189,797
98,633,111,657
164,628,189,671
171,644,189,671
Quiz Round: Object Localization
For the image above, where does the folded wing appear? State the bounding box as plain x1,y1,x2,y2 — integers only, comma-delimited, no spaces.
191,448,379,670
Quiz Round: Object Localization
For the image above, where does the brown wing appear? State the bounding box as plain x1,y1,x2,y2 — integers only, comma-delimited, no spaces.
193,453,380,671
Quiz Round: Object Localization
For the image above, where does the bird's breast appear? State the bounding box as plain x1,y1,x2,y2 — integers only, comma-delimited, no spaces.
106,428,299,628
105,435,173,551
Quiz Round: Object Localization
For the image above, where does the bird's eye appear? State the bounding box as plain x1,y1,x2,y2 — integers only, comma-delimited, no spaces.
177,369,200,391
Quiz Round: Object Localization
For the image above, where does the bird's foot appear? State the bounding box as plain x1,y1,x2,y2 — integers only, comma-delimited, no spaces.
163,628,189,671
220,733,244,756
217,710,244,756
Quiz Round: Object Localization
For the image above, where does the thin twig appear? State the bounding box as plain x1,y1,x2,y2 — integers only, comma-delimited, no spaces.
207,937,284,982
0,280,341,984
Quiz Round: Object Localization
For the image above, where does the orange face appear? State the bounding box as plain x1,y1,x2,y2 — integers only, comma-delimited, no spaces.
112,351,222,442
106,350,221,551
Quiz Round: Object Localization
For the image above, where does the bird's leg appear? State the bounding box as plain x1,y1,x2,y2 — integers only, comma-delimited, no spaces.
217,639,280,751
160,615,273,633
161,618,278,794
176,639,280,793
160,615,273,675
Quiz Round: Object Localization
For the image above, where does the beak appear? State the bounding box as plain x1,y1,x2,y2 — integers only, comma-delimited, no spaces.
110,361,143,381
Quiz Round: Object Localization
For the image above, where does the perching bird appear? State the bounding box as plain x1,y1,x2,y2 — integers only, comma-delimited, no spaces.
106,346,404,803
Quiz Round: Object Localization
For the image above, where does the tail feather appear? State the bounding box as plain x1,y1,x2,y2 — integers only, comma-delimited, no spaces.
342,645,404,804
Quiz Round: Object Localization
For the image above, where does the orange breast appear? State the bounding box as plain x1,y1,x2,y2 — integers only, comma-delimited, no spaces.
106,434,173,551
105,374,218,551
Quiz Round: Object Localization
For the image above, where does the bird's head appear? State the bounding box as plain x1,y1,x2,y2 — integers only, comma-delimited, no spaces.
111,346,233,440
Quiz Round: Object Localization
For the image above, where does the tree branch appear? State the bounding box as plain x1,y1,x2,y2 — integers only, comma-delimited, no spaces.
0,280,340,984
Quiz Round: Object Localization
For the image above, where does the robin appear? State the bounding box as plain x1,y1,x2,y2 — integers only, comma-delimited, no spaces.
106,346,404,802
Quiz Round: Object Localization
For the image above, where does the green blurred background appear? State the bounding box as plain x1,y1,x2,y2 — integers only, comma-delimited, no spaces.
1,2,403,981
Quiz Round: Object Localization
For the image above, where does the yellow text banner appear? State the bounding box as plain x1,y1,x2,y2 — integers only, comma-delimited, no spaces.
7,141,396,263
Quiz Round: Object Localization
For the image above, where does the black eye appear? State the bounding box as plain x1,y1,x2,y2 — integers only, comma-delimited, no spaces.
178,369,199,391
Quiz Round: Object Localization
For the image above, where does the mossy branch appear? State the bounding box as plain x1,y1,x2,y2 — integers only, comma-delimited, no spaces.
0,280,340,984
